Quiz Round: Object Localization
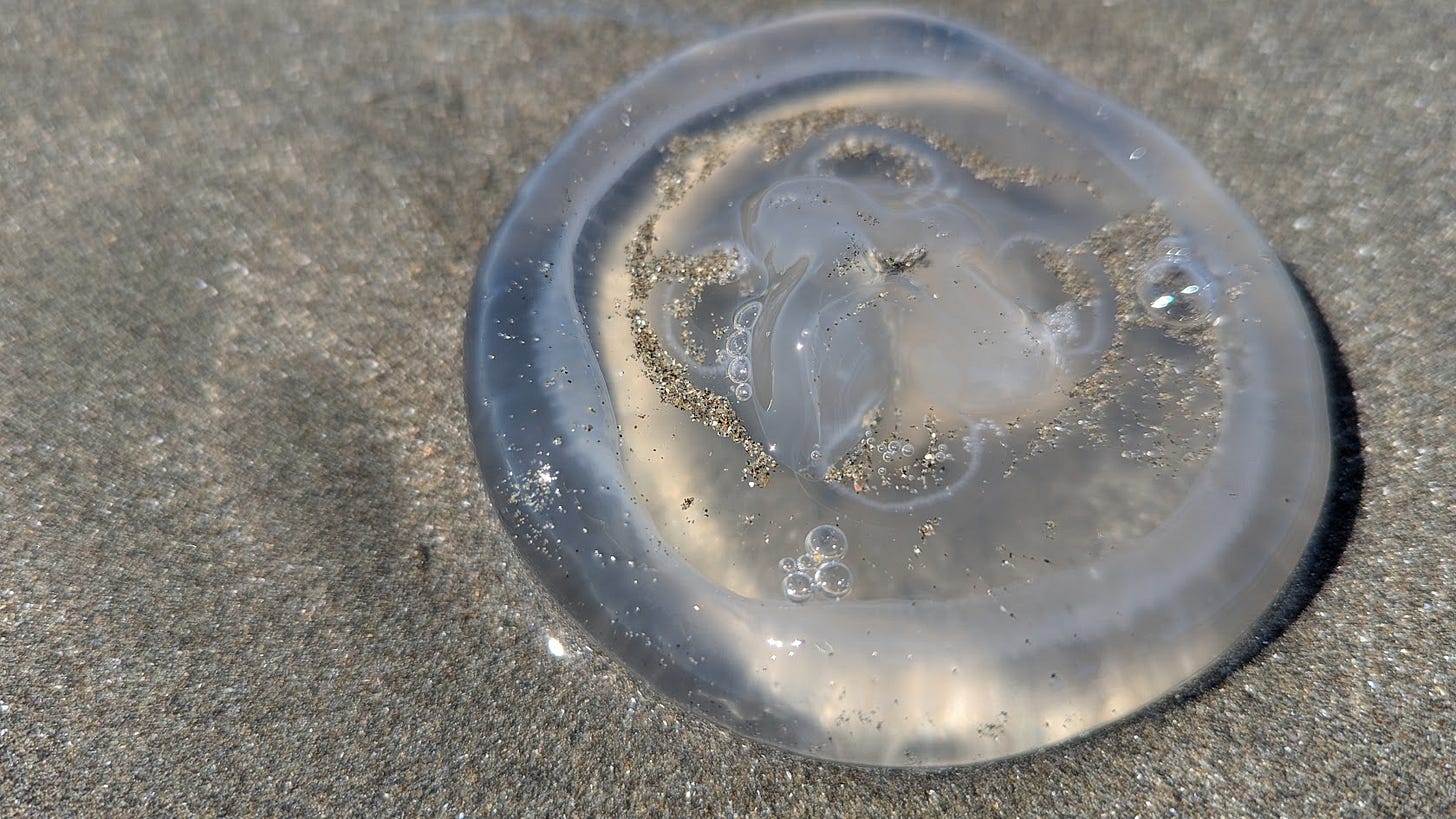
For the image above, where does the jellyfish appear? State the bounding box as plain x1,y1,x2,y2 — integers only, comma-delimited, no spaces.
465,9,1332,767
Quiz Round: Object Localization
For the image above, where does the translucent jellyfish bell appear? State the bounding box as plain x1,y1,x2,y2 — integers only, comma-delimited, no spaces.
465,9,1333,767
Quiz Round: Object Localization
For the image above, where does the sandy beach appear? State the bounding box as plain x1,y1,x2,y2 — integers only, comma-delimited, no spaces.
2,0,1452,813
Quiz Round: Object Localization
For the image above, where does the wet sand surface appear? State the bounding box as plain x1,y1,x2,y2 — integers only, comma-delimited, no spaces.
2,1,1452,813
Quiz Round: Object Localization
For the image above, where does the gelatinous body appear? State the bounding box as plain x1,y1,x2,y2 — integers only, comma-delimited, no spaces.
465,9,1331,767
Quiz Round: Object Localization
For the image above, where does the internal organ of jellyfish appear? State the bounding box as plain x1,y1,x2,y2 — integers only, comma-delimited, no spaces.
720,172,1101,482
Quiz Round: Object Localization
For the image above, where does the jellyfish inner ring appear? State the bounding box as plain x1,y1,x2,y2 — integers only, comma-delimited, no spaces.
636,125,1114,509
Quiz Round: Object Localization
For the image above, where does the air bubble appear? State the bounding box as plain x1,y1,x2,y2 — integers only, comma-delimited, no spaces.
782,571,815,602
731,382,753,402
814,560,853,598
725,329,750,356
804,524,848,559
779,557,798,573
726,356,751,383
1137,258,1216,327
733,301,763,329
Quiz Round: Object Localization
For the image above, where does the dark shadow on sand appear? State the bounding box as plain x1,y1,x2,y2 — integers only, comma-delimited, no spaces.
219,351,412,596
1185,262,1364,693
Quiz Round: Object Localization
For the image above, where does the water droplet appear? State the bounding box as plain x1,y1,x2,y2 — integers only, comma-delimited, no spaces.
1129,146,1147,160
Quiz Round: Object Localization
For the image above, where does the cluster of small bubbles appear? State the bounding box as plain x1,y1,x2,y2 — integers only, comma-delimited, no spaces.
779,524,854,602
1137,242,1217,328
876,432,947,469
827,417,971,504
505,460,563,510
724,301,761,402
925,442,952,464
1042,302,1079,344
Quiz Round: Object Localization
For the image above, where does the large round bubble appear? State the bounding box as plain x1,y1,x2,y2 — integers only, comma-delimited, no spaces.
465,9,1332,767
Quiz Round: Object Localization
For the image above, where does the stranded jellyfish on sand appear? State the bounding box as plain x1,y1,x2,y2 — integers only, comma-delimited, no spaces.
465,9,1332,767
